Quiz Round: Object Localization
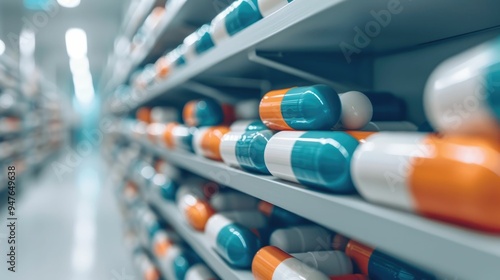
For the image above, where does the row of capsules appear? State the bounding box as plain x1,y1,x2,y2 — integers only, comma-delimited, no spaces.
150,0,295,86
115,153,220,280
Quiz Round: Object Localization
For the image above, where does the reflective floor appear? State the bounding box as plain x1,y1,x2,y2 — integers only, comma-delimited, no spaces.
0,154,133,280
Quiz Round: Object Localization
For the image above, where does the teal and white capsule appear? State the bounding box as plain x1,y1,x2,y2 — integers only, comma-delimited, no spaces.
257,0,293,17
173,249,202,280
230,120,267,131
183,24,215,62
158,245,184,280
205,211,267,268
264,131,360,193
210,0,263,45
424,36,500,138
185,264,218,280
220,129,273,174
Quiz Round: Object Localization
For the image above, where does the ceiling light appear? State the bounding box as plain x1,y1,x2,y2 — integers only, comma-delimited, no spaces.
65,28,87,58
57,0,80,8
19,29,36,57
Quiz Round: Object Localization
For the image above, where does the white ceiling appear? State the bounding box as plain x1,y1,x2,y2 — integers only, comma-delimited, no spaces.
0,0,129,92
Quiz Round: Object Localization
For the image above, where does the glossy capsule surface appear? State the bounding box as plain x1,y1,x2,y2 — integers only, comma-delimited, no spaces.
193,126,230,161
183,99,224,127
163,122,197,152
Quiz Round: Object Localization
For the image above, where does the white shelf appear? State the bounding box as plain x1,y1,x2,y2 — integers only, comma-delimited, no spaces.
146,192,254,280
110,0,500,114
129,136,500,280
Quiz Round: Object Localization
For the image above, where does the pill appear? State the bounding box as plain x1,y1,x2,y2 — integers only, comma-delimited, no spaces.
210,191,259,211
155,160,182,182
152,229,180,258
292,251,353,276
137,107,152,123
258,201,307,226
329,275,369,280
163,122,197,152
424,37,500,138
147,123,166,144
174,249,202,280
345,240,436,280
257,0,293,17
364,92,407,121
252,246,331,280
264,131,371,193
351,132,500,232
205,211,267,268
159,245,184,280
220,129,273,174
184,25,215,62
193,126,230,161
155,55,171,79
134,252,161,280
185,264,218,280
337,91,373,130
151,173,178,201
137,207,163,242
361,121,418,132
183,99,225,127
270,225,331,253
151,107,179,123
176,184,216,231
260,85,342,130
230,120,267,131
210,0,263,45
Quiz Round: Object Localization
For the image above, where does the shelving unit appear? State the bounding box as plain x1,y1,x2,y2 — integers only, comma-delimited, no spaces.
124,134,500,280
104,0,500,279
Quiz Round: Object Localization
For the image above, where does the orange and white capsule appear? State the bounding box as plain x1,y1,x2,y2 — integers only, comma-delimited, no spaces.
134,252,161,280
176,184,216,231
151,229,180,258
193,126,230,161
146,123,166,144
352,132,500,232
163,122,197,152
137,107,152,123
252,246,331,280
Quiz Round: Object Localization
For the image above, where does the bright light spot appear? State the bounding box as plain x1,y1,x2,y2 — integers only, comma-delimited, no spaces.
69,57,90,75
0,40,5,56
65,28,87,58
20,29,36,56
58,0,80,8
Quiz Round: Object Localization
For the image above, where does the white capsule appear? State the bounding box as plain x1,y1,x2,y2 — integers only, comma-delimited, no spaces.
338,91,373,130
270,225,331,253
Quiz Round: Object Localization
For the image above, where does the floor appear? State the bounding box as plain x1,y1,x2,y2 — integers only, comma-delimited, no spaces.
0,153,134,280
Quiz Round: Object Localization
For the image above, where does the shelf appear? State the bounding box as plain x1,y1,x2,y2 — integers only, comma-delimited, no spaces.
129,136,500,280
146,192,254,280
108,0,228,92
109,0,500,114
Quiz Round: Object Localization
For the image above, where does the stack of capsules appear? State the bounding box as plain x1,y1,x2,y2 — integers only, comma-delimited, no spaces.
151,0,295,84
352,36,500,233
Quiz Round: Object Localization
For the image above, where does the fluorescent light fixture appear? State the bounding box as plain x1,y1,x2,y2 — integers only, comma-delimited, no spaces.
57,0,80,8
73,70,95,105
65,28,87,58
0,40,5,56
69,57,90,75
20,29,36,57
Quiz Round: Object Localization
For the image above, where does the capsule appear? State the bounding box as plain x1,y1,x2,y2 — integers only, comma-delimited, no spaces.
345,240,436,280
176,184,216,231
264,131,372,193
136,207,163,243
155,55,171,79
151,107,179,123
210,0,263,45
351,132,500,232
257,0,293,17
252,246,331,280
205,211,267,268
210,191,259,211
260,85,342,130
258,201,307,226
155,160,182,182
292,251,353,276
183,99,225,127
193,126,230,161
137,107,152,123
185,264,218,280
147,123,166,144
150,173,178,201
270,225,331,253
163,122,197,152
337,91,373,130
159,245,184,280
424,36,500,138
220,130,273,174
173,249,202,280
184,24,215,62
230,120,267,131
152,229,180,258
134,252,161,280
